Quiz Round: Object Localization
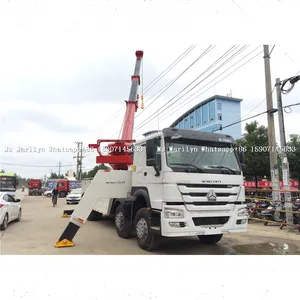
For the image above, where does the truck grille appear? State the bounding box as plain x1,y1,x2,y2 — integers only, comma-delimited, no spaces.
192,217,229,226
177,183,241,204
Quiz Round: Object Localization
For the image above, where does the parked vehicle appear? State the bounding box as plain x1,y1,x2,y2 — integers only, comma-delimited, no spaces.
0,172,17,198
261,202,285,225
44,189,53,197
248,200,270,219
0,192,22,230
66,188,82,204
28,179,43,196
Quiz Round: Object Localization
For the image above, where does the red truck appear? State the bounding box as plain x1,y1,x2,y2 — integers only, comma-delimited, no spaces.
55,179,71,197
28,179,43,196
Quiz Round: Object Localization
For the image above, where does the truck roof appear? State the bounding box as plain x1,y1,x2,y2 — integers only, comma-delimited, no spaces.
136,128,235,144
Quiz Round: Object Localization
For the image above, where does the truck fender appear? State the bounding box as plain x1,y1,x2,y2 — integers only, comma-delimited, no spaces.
132,188,151,209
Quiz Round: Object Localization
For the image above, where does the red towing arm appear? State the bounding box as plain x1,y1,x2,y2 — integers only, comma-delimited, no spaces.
88,50,144,170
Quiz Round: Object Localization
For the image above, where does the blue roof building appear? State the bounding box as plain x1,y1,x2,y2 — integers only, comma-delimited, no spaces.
170,95,243,140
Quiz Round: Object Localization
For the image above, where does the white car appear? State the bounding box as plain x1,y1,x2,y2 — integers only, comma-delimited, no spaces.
0,192,22,230
44,190,53,197
66,188,82,204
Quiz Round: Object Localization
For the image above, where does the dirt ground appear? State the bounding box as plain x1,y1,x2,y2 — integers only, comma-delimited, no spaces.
1,190,299,255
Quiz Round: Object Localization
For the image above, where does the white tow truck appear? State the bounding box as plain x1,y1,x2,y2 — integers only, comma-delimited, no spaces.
55,50,248,251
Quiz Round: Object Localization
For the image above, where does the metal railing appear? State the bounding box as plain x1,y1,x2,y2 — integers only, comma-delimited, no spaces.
245,188,300,230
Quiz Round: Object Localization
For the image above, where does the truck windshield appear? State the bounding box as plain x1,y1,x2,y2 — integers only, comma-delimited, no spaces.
165,138,241,175
0,177,17,191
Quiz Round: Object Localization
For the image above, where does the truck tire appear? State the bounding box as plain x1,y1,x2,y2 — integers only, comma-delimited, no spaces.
87,210,103,221
197,234,223,244
135,208,160,251
59,191,66,197
115,204,133,239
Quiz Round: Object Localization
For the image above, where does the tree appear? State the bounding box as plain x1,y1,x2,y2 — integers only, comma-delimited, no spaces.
287,134,300,182
237,121,270,186
49,172,64,179
81,164,109,179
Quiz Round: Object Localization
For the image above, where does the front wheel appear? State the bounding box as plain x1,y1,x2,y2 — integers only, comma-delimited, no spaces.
135,208,160,251
197,234,223,244
0,214,9,230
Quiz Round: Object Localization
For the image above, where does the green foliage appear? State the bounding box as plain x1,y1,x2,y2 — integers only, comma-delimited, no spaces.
49,172,64,179
81,164,109,179
287,134,300,182
237,121,270,180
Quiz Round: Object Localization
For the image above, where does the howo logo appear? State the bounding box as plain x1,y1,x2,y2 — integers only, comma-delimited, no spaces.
201,180,222,184
206,190,217,201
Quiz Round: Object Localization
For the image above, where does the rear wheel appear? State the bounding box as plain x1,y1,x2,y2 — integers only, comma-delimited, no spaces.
197,234,223,244
115,204,133,238
0,214,9,230
135,208,160,251
46,193,51,197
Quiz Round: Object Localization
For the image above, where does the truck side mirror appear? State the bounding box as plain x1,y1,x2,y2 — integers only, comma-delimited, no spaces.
238,151,245,164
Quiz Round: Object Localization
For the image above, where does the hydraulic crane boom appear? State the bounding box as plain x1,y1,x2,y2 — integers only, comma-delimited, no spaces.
88,50,144,170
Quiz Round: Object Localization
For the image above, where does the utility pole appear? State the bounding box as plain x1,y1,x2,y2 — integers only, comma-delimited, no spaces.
58,161,62,177
79,142,83,180
263,45,281,203
275,78,294,230
75,141,80,179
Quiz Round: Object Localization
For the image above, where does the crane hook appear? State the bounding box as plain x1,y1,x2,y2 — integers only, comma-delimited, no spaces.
141,95,144,109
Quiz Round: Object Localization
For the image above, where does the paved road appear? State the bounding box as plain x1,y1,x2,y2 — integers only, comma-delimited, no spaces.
1,193,300,255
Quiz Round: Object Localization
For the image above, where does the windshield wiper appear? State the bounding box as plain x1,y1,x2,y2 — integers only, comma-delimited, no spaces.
208,165,237,174
169,163,204,173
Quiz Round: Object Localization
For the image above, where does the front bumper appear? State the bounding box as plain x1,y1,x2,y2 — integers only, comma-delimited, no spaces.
66,198,81,202
160,204,248,237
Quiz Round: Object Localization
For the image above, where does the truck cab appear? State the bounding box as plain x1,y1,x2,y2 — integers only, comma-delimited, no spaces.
28,179,42,196
128,128,248,246
56,180,70,197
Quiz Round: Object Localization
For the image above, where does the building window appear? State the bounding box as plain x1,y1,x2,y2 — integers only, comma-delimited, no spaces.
184,116,189,129
218,113,222,121
190,112,194,128
195,108,201,127
202,103,208,124
217,102,222,110
209,101,215,122
179,120,184,128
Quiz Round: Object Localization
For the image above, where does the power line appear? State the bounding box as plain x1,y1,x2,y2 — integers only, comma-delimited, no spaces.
212,102,300,133
135,46,262,136
142,45,196,95
134,45,213,118
110,45,215,138
0,162,77,168
90,46,196,135
134,45,241,134
134,45,259,136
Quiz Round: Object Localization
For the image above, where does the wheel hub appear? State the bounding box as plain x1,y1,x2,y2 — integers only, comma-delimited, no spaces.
115,212,124,230
136,218,148,241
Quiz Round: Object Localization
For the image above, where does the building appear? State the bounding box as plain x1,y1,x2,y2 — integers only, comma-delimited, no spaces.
170,95,243,140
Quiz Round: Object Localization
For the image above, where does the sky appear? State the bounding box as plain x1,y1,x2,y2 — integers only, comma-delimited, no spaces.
1,0,300,179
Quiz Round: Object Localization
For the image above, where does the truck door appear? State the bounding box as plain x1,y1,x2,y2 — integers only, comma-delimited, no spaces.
143,137,163,209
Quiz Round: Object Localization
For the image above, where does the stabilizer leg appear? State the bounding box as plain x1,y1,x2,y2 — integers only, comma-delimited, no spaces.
55,221,80,247
55,170,132,248
61,209,74,218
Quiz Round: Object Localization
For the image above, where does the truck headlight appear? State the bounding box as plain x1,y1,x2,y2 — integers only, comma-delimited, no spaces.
238,208,248,217
164,209,184,219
